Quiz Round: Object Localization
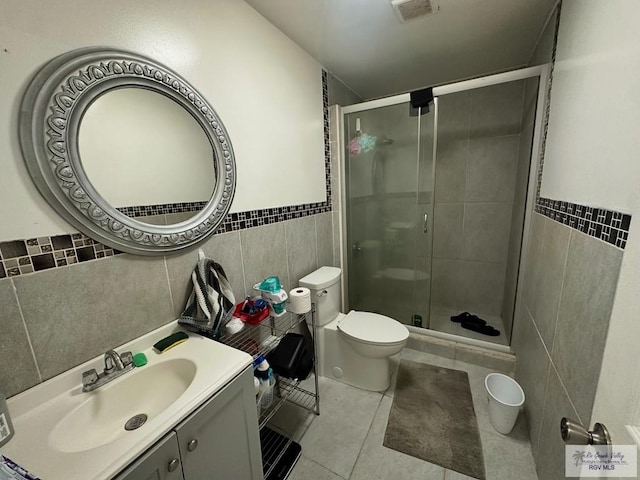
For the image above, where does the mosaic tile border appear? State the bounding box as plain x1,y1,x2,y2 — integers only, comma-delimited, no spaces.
533,5,559,205
117,201,208,218
214,202,330,235
535,200,630,249
0,70,332,279
0,234,122,278
533,5,632,249
322,70,333,207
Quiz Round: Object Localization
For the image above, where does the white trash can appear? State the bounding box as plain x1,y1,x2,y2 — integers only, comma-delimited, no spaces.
485,373,525,435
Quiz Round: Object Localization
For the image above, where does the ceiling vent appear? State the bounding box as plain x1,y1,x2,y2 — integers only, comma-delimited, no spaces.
391,0,439,23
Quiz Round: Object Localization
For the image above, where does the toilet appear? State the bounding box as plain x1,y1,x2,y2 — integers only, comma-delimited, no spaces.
299,266,409,391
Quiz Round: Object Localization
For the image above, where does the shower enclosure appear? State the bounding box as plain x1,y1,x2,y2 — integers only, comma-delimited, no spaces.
341,67,547,348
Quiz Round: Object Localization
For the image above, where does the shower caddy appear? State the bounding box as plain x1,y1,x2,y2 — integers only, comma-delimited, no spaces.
218,307,319,478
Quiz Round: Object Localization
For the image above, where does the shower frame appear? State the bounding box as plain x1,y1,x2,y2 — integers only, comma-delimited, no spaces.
339,65,549,353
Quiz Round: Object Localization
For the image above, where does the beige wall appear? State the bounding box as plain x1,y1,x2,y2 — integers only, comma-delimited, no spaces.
539,1,640,214
0,0,325,242
513,213,622,479
0,0,338,398
571,0,640,452
513,2,639,478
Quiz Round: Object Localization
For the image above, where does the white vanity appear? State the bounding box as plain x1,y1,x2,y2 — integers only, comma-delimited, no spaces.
0,322,262,480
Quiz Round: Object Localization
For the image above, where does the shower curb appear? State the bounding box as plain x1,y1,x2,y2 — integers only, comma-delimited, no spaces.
406,332,516,375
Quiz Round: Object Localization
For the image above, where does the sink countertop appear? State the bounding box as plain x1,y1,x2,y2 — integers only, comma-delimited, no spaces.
0,321,253,480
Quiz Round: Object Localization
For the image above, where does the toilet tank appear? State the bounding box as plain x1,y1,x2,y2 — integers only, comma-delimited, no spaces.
299,266,341,326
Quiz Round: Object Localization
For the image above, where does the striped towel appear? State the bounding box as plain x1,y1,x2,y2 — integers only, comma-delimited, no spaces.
179,249,236,338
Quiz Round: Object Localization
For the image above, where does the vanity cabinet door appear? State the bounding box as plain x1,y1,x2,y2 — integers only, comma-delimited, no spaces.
113,432,184,480
175,367,262,480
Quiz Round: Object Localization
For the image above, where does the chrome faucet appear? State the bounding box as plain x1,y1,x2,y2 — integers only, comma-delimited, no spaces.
104,349,125,373
82,350,135,392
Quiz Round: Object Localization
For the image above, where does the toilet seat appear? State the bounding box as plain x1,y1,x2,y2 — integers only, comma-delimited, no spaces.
338,310,409,346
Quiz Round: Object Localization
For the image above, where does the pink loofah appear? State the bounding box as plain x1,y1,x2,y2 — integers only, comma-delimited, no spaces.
348,137,361,156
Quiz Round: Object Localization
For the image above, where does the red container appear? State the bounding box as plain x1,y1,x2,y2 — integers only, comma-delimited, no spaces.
233,302,270,325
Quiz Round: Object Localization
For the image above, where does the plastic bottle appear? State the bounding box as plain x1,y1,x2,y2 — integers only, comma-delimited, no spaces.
259,368,275,410
254,355,271,380
253,355,276,410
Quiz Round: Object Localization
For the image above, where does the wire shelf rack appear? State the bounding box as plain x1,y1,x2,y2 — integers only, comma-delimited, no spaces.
260,426,301,480
217,307,320,427
217,310,310,359
258,376,318,429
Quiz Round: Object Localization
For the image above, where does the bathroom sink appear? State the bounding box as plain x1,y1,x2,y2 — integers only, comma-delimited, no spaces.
50,359,197,452
1,324,253,480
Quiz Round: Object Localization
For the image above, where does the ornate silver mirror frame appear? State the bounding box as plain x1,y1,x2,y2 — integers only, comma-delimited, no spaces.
18,47,236,255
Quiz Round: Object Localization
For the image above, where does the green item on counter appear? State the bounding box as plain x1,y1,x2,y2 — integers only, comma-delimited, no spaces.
133,353,148,367
153,331,189,353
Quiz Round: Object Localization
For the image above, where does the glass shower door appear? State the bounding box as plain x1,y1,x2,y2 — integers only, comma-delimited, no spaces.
429,78,537,346
345,102,435,327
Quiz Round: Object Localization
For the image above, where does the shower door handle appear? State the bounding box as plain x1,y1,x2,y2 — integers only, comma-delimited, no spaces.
423,213,429,234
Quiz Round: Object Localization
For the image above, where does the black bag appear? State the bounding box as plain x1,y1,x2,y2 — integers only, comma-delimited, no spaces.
267,332,313,380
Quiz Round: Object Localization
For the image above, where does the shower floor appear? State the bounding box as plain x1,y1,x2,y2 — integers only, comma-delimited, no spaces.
429,309,509,346
350,294,509,346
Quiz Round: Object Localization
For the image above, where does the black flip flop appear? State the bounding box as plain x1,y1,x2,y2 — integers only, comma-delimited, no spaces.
461,321,501,337
450,312,486,326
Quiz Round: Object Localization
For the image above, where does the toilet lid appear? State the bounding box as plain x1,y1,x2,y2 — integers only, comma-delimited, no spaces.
338,311,409,345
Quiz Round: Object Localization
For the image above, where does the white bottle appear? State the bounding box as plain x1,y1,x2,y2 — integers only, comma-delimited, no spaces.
259,369,276,410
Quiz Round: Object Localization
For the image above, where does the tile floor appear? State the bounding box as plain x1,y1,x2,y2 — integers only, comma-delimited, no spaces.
268,348,537,480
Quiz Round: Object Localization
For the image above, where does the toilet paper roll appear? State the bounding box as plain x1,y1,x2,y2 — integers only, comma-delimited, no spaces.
289,287,311,314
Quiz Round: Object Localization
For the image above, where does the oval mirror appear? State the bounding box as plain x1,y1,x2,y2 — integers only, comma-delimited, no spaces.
18,47,236,255
79,87,216,226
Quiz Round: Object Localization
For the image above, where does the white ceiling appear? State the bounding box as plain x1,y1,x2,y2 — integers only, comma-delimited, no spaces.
246,0,557,100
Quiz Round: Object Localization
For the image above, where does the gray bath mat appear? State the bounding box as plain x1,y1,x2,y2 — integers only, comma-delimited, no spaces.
383,360,486,479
